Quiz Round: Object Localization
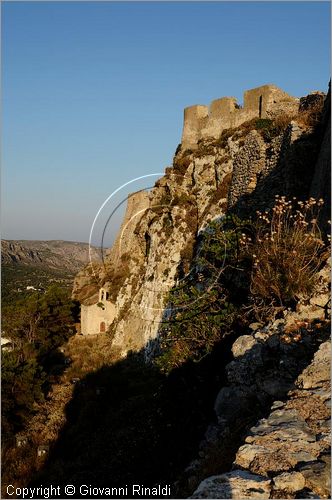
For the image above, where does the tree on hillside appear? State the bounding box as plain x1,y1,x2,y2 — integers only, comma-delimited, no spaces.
1,285,79,441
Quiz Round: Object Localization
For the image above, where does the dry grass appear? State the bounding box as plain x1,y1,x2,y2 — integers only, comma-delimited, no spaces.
273,112,295,129
174,155,192,174
1,444,39,498
62,334,120,380
297,99,324,128
241,196,328,306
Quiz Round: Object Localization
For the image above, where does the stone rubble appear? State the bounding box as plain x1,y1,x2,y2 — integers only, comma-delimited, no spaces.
190,337,331,499
184,255,331,499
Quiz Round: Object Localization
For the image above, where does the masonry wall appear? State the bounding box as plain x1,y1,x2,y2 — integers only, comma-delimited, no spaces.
227,91,330,217
310,88,331,226
105,190,150,268
81,301,116,335
181,84,299,149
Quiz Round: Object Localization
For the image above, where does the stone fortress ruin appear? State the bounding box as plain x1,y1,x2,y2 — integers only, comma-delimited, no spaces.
78,83,318,337
181,84,299,149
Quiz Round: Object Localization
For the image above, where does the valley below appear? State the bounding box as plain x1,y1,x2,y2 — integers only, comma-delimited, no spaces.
1,240,100,304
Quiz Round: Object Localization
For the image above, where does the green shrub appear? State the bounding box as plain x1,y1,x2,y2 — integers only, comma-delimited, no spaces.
1,286,77,441
254,118,273,130
255,115,292,142
155,216,250,373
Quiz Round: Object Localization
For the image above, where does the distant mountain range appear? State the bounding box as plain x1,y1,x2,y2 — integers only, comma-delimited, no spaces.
2,240,100,272
1,240,101,302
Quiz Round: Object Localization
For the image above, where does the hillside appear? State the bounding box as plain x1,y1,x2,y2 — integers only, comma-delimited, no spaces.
1,240,100,303
2,84,330,500
1,240,100,270
73,85,330,355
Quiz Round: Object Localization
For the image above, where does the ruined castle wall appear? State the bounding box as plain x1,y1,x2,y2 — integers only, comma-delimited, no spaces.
105,190,150,267
227,130,266,209
181,85,299,150
231,107,257,128
243,85,273,117
310,90,331,225
243,85,299,118
200,97,237,139
227,130,285,214
182,105,209,149
125,191,151,223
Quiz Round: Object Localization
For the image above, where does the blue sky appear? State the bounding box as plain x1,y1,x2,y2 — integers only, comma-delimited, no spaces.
2,1,330,245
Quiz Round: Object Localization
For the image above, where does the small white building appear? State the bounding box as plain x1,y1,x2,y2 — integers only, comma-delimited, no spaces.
1,337,13,352
80,287,116,335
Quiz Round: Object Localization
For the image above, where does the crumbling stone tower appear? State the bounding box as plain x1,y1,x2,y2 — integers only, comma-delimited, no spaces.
181,84,299,149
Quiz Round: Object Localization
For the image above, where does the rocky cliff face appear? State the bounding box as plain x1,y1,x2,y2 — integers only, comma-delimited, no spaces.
73,131,234,351
190,331,330,499
73,87,330,357
177,257,330,498
189,334,330,498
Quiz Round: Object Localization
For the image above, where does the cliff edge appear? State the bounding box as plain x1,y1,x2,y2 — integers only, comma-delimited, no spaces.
73,83,329,357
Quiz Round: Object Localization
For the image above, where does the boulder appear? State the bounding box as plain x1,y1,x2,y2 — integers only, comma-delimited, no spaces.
297,341,330,390
190,470,271,499
214,386,252,420
273,471,305,492
231,335,257,358
299,454,331,498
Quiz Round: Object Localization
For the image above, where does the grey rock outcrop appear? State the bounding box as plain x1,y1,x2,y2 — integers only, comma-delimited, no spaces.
181,253,330,499
190,470,271,499
272,472,306,493
191,333,331,499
